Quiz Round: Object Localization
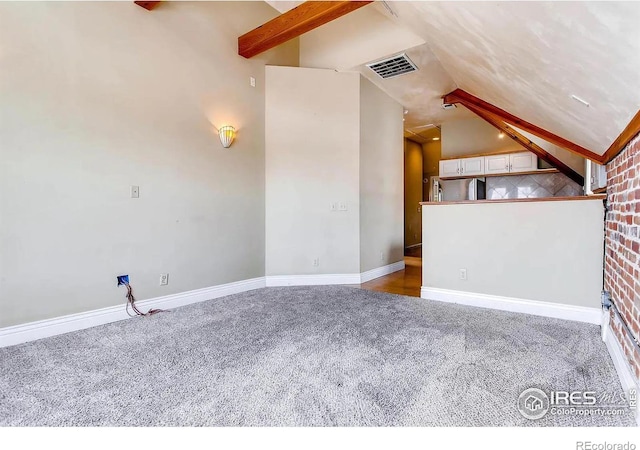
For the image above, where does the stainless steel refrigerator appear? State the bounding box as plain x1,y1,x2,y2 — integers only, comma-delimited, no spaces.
431,177,486,202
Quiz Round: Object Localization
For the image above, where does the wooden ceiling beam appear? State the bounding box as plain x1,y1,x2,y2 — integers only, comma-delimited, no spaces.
600,110,640,164
134,1,161,11
463,102,585,186
238,1,372,59
443,89,603,163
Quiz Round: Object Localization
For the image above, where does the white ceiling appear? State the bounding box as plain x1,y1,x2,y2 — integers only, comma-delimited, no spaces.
265,1,640,156
264,1,303,14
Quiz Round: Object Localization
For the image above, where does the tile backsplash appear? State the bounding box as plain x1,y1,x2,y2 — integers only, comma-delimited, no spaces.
486,173,583,200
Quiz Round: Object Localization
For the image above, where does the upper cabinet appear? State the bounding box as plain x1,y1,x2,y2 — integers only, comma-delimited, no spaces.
509,152,538,173
460,157,484,176
439,157,485,177
440,152,538,179
439,159,462,177
485,154,511,175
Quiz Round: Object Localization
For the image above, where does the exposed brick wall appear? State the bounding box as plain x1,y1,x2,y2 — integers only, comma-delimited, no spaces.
604,133,640,383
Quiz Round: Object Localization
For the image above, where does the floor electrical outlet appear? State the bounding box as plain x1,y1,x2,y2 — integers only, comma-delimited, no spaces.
159,273,169,286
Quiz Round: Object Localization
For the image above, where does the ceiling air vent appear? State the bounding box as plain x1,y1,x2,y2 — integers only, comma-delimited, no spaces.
366,53,418,80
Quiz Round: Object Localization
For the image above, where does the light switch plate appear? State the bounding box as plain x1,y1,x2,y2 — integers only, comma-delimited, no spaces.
131,186,139,198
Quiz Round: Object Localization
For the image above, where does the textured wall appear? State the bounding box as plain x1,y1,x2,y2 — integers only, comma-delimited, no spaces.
265,66,361,276
0,2,299,327
265,67,403,276
422,199,605,308
359,78,404,272
604,134,640,382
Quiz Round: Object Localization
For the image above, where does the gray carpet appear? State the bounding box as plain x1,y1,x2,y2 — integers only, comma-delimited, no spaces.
0,286,635,426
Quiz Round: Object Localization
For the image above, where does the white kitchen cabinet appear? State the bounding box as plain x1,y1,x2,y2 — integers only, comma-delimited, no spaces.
441,151,539,179
509,152,538,173
460,157,484,176
483,152,537,175
485,154,511,175
439,159,462,177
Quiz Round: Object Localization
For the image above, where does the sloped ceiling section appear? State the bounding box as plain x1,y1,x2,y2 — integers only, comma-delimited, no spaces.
511,125,586,176
352,42,473,129
389,1,640,155
299,6,424,72
295,2,472,128
265,1,304,14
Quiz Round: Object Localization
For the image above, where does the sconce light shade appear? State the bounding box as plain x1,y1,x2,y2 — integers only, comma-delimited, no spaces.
218,126,236,148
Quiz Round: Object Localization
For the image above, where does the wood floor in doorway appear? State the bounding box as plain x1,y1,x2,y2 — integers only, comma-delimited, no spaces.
359,256,421,298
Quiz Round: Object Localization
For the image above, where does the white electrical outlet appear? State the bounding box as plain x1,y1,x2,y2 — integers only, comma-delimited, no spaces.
159,273,169,286
131,185,139,198
250,77,256,87
379,251,384,262
459,269,467,280
313,258,320,267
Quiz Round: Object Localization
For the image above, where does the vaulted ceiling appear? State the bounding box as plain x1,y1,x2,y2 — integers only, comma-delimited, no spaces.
265,1,640,158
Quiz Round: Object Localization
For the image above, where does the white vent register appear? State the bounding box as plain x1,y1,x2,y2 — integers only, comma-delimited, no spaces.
366,53,418,79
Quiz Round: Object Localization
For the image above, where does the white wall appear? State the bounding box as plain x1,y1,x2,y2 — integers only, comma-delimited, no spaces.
441,117,523,158
0,2,298,327
265,67,404,276
360,78,404,272
422,199,605,308
265,66,361,275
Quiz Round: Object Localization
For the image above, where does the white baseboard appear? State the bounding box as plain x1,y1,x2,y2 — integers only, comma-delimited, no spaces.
421,286,601,324
266,261,405,286
602,312,640,426
0,277,266,348
266,274,361,286
360,261,405,283
1,261,406,347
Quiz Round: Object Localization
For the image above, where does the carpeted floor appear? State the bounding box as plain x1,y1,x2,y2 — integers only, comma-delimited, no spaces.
0,286,635,426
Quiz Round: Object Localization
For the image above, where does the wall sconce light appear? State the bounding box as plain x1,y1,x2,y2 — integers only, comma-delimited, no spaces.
498,131,505,139
218,126,236,148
